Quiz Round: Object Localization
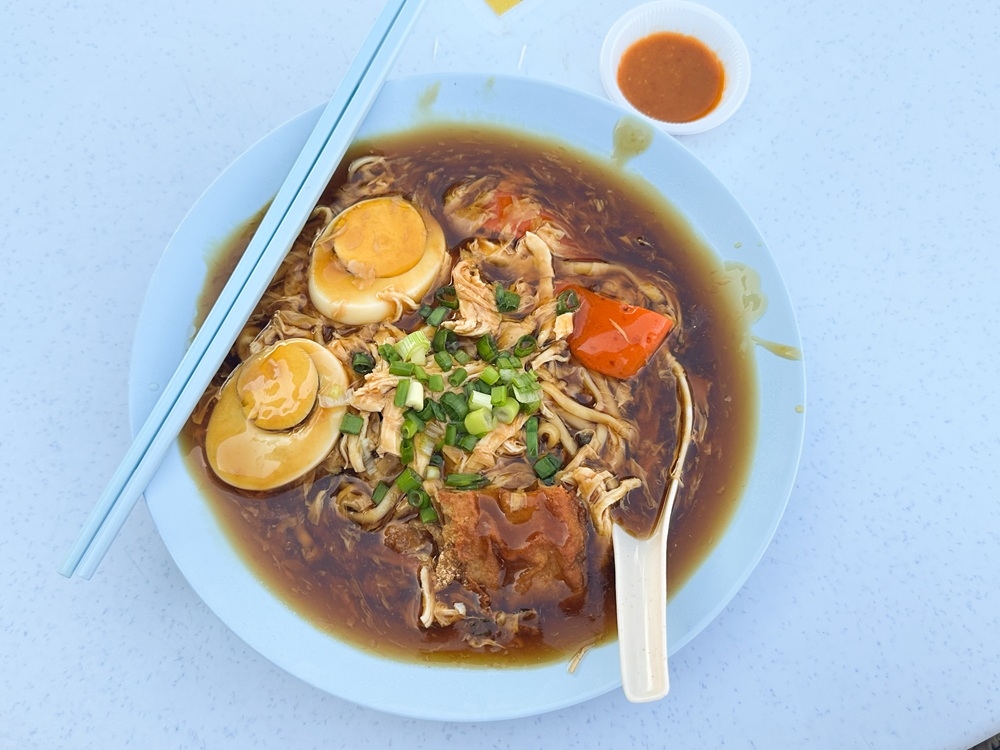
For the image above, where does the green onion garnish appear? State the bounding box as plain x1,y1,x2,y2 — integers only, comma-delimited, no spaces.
495,283,521,313
407,489,430,508
476,334,499,363
440,391,469,421
457,433,479,452
444,472,489,489
525,416,539,457
464,407,495,436
443,422,459,447
404,379,424,410
432,326,449,352
419,506,439,524
435,285,459,309
448,367,468,387
556,288,581,315
378,343,401,362
426,306,449,328
433,350,453,371
371,482,390,504
389,360,416,377
400,436,414,465
427,374,445,393
453,349,471,365
395,330,431,364
468,390,492,412
491,384,508,406
351,351,376,374
479,365,500,386
533,453,561,480
493,399,519,425
393,378,410,408
418,304,434,319
396,466,423,492
513,335,537,358
339,412,364,435
401,411,425,439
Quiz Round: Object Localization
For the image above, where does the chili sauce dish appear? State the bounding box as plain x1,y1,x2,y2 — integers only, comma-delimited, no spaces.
600,1,752,135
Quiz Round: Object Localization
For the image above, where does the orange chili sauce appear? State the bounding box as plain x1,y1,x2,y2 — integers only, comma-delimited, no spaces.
617,31,725,123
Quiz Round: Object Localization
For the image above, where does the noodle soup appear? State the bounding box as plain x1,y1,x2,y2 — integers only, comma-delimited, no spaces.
182,124,757,666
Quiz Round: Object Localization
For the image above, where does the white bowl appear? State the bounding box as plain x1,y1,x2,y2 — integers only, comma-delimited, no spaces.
130,73,803,721
600,0,752,135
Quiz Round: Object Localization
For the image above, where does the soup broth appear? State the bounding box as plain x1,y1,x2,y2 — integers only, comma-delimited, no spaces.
182,124,757,666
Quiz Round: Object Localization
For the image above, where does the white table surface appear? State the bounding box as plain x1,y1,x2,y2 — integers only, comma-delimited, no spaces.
3,0,999,747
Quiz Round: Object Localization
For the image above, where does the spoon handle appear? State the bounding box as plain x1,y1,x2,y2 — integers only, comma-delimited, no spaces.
613,521,670,702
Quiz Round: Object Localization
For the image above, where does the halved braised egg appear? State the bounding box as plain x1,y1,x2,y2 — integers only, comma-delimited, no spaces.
308,195,447,325
205,338,348,491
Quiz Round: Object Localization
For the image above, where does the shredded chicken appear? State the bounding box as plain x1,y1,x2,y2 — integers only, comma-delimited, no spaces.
443,259,502,337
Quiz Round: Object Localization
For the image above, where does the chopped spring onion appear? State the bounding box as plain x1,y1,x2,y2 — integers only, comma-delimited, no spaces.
413,365,428,382
419,506,439,524
491,384,508,406
395,330,430,363
511,371,542,407
431,326,449,352
393,378,410,408
556,288,581,315
426,306,449,328
378,343,401,362
339,412,364,435
405,379,425,410
407,489,430,508
525,416,539,457
389,360,416,377
444,472,490,489
448,367,468,387
400,437,414,465
401,411,425,439
371,482,390,504
439,391,469,421
513,335,537,358
396,466,423,493
464,407,495,436
457,432,479,452
416,400,436,423
495,283,521,313
476,334,499,363
429,399,446,422
443,422,459,447
418,304,434,319
493,399,519,425
453,349,471,365
427,373,445,393
479,365,500,386
468,390,493,412
433,350,453,371
435,285,459,309
351,351,376,374
533,452,561,480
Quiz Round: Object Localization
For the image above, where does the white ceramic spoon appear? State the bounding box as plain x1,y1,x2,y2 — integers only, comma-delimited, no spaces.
613,356,693,702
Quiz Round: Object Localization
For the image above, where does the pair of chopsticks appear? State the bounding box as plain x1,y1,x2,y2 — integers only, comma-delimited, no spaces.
59,0,427,580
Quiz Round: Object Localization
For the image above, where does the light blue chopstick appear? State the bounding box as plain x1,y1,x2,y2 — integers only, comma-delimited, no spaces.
60,0,427,579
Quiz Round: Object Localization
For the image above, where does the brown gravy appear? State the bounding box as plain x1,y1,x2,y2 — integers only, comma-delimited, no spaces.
182,124,757,666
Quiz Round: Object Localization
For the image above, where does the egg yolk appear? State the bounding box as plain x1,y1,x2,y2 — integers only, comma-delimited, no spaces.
328,196,427,279
235,343,319,431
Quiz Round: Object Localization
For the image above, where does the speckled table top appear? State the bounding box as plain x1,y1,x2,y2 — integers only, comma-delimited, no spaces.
3,0,999,748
